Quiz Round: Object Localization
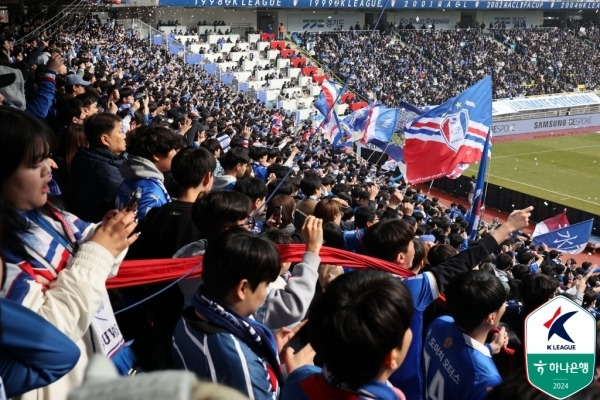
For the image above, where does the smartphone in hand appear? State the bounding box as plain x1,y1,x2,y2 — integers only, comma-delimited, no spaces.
124,187,142,212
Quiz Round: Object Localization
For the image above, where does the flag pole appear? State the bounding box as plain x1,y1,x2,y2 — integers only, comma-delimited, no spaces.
467,76,493,240
479,74,494,228
427,179,435,198
467,128,491,240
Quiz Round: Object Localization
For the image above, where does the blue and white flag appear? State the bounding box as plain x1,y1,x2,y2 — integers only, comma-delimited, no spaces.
360,104,399,151
381,101,423,162
314,79,343,119
531,219,594,254
323,110,352,148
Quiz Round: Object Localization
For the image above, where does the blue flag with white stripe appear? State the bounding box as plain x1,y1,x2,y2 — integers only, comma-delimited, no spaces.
531,219,594,254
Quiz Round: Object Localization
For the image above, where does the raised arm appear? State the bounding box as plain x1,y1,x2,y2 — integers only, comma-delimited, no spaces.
426,206,533,294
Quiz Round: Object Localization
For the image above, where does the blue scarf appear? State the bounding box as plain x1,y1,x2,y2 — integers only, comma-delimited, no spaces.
191,286,283,384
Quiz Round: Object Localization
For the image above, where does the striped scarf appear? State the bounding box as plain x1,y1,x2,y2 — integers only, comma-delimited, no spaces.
192,285,283,385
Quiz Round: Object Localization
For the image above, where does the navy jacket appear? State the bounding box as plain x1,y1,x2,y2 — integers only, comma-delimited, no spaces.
68,147,125,222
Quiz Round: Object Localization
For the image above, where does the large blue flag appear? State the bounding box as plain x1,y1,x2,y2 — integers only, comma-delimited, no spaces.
404,76,492,184
467,128,492,240
531,219,594,254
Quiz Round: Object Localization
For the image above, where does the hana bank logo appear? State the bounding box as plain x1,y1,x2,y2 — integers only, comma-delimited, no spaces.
544,306,577,350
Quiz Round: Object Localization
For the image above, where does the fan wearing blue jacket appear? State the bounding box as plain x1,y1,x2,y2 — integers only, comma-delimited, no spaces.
115,125,183,219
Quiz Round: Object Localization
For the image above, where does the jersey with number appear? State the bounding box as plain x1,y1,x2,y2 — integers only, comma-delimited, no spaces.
388,272,439,400
390,234,501,400
423,316,502,400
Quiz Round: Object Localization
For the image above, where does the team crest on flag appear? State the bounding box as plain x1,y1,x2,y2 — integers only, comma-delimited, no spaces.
441,109,469,152
403,76,492,184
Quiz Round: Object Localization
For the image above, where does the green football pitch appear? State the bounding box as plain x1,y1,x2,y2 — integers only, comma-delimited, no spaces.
464,133,600,216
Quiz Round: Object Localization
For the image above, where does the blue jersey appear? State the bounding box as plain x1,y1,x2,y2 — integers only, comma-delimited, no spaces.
172,310,279,400
392,234,501,400
388,272,439,400
423,316,502,400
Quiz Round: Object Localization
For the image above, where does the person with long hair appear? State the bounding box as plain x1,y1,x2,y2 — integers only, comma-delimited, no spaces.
52,123,88,191
0,107,139,399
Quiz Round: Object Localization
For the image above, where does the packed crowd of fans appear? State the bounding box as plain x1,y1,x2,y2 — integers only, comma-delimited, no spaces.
0,7,599,400
299,20,600,106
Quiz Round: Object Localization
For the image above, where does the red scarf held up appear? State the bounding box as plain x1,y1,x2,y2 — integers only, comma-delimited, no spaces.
106,244,415,289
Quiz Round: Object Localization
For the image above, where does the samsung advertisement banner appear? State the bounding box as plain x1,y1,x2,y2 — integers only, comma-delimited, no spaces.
287,14,361,32
160,0,600,10
492,113,600,140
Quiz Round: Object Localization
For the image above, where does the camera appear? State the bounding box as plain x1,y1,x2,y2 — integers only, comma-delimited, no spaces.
134,93,146,101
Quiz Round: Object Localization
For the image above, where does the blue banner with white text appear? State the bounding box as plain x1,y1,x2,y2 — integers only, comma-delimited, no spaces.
160,0,600,10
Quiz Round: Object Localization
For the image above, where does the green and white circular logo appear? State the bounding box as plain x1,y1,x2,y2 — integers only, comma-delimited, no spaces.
525,296,596,399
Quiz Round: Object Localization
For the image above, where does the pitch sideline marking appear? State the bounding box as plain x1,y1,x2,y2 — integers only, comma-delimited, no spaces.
494,144,600,159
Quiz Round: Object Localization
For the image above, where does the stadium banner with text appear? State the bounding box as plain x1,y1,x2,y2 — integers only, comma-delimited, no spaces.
392,11,456,29
481,11,543,28
287,14,361,32
493,93,600,114
159,0,600,10
491,113,600,138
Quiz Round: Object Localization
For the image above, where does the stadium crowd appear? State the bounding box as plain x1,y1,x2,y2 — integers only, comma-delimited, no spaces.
0,7,599,400
299,20,600,106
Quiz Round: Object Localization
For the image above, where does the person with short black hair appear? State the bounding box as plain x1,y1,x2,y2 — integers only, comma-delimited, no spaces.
281,270,413,399
116,147,216,370
200,137,223,176
494,252,514,292
295,173,322,227
424,270,509,400
115,125,184,219
172,228,308,399
362,207,532,400
75,91,99,120
342,206,378,254
173,190,255,266
249,146,269,181
127,146,215,259
233,177,268,218
67,112,125,222
213,147,250,190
